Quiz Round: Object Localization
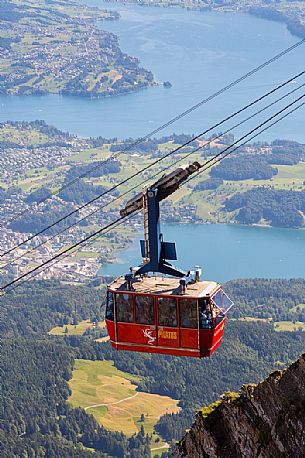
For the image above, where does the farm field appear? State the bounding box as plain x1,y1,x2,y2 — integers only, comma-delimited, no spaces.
48,320,105,336
233,317,273,323
68,359,180,452
274,321,305,332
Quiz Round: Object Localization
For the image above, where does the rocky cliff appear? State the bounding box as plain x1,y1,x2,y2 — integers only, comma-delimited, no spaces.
171,354,305,458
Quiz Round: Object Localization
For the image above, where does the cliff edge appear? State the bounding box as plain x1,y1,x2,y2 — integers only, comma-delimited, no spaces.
171,354,305,458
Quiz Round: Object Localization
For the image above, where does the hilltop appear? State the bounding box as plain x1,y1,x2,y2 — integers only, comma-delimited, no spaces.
171,354,305,457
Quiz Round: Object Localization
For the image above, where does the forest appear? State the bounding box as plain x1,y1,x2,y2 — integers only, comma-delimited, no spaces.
224,187,305,227
0,279,104,338
64,160,121,182
208,139,305,182
1,278,305,455
58,180,107,206
194,177,223,191
210,155,278,181
1,339,151,458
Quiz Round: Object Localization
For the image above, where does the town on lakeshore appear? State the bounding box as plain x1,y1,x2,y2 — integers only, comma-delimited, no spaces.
0,120,305,283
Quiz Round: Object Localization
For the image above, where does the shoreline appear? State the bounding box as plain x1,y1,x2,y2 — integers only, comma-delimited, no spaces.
98,219,305,278
101,0,305,41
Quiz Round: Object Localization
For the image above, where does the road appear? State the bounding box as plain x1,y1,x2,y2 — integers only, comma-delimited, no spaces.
84,391,139,410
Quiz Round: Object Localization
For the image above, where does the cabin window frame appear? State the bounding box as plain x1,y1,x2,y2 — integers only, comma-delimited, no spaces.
135,294,155,325
157,296,178,328
115,292,134,323
106,291,115,321
198,297,214,329
179,297,198,329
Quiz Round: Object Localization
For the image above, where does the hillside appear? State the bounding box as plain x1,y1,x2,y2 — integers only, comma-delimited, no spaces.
2,278,305,457
171,354,305,457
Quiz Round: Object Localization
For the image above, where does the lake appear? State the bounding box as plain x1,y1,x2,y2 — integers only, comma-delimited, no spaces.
99,223,305,282
1,2,305,141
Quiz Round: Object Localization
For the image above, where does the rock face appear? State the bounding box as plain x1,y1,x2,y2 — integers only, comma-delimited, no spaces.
171,354,305,458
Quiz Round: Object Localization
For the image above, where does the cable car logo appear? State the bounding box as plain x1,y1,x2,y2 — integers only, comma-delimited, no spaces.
143,328,156,345
158,329,177,340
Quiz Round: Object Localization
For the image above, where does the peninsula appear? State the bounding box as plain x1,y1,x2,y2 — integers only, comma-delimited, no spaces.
0,0,154,97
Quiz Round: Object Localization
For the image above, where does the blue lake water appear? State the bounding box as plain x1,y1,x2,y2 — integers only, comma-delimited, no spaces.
1,2,305,140
99,223,305,282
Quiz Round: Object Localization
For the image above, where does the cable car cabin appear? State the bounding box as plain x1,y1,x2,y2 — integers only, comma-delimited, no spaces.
105,275,233,358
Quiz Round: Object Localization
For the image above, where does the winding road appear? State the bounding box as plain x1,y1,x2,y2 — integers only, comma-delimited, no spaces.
84,391,139,410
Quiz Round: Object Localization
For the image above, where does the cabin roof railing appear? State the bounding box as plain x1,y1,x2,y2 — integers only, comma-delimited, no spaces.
108,275,219,298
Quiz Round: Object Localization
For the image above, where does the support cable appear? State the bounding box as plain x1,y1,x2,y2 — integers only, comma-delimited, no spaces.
3,39,305,229
2,69,305,259
2,91,305,294
2,78,305,270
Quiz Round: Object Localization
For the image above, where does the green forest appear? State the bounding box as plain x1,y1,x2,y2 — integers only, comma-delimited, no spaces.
1,278,305,456
224,188,305,227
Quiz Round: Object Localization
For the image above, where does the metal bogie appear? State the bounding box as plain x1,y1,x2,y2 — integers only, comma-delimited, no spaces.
120,161,201,218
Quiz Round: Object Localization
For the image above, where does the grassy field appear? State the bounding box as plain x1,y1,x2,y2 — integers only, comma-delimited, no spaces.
48,320,105,336
274,321,305,332
290,303,305,313
0,125,50,146
233,317,273,323
68,360,180,450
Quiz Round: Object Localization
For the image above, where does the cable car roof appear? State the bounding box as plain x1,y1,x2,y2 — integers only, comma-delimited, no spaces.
108,275,220,298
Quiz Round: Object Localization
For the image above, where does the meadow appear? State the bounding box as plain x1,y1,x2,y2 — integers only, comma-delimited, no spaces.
68,359,180,453
48,320,105,336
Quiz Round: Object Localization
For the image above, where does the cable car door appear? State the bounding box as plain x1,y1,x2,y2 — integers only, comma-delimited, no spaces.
157,296,179,349
134,294,157,347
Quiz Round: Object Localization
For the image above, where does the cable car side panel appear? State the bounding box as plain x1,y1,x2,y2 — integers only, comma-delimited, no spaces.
199,317,226,357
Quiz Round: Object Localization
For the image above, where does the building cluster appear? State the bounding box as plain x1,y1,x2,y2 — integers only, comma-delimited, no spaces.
1,13,152,97
0,144,75,184
0,190,142,283
161,201,200,223
0,122,88,184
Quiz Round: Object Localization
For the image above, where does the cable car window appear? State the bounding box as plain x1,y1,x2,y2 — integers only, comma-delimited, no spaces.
116,293,134,323
212,290,234,313
198,298,212,329
179,298,198,329
135,295,154,325
106,292,114,321
158,297,177,327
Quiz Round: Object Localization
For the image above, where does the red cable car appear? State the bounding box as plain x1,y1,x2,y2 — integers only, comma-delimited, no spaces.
106,275,232,358
105,163,233,358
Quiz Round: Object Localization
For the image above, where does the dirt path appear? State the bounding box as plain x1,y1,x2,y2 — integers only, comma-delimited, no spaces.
151,443,170,451
84,391,139,410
